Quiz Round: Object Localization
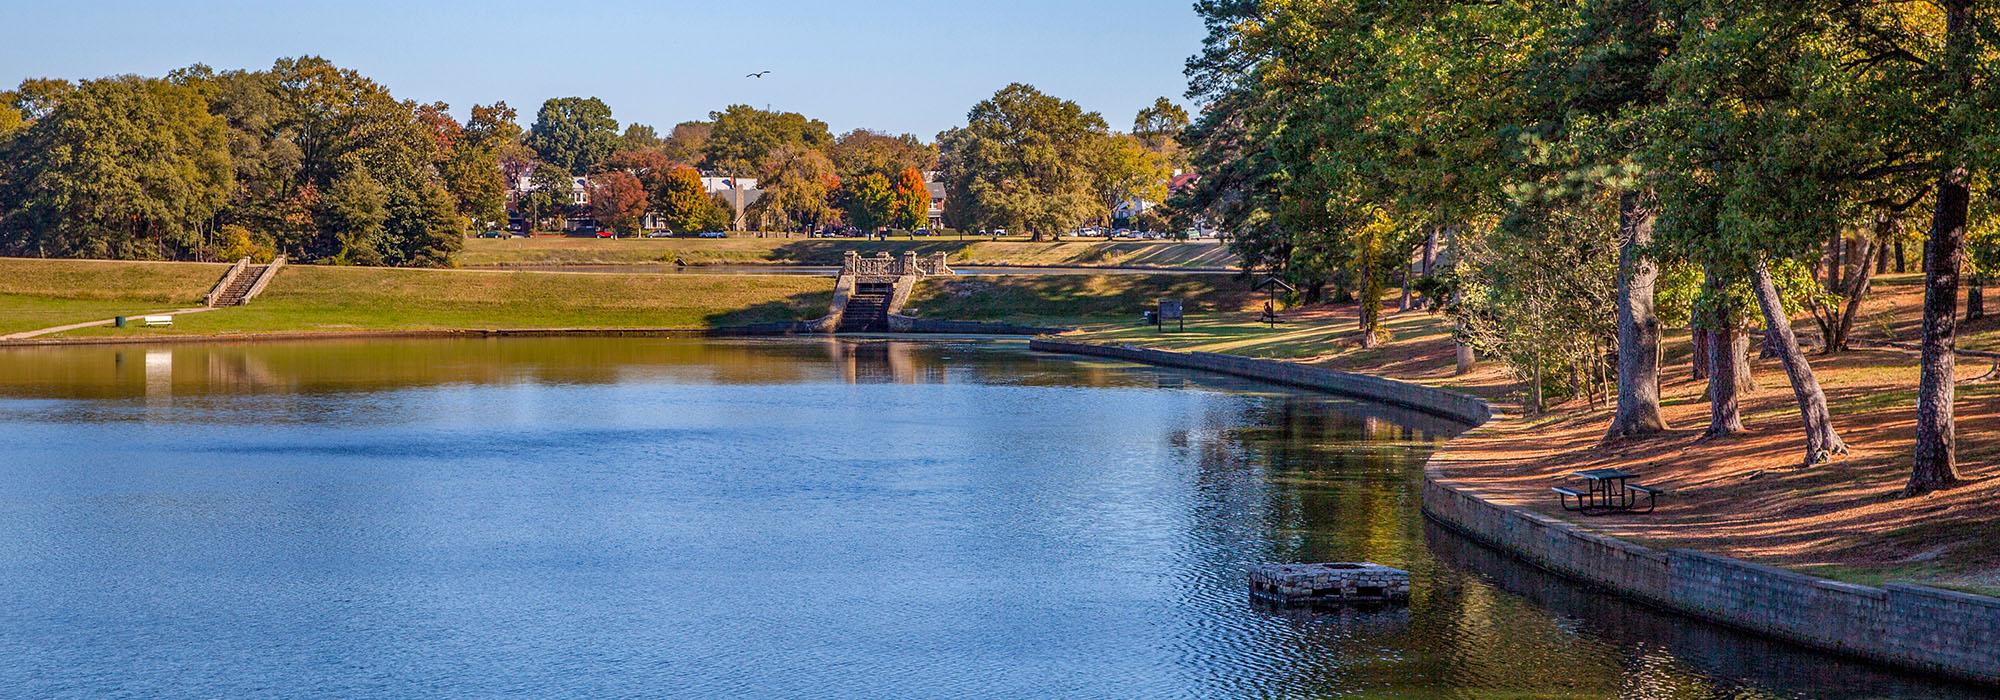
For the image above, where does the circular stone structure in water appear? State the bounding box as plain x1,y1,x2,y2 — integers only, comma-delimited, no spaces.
0,338,1984,699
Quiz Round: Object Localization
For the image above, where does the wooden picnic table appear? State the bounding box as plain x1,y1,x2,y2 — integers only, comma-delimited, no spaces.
1554,468,1658,514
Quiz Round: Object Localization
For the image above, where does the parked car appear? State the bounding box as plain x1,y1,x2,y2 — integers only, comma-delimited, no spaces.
643,231,674,238
595,230,616,239
697,231,728,239
475,230,506,239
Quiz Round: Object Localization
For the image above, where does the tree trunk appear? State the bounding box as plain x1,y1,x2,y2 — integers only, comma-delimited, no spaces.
1705,325,1750,438
1358,244,1382,349
1969,275,1986,321
1895,238,1907,273
1828,219,1885,353
1605,189,1669,440
1422,227,1439,278
1398,263,1413,312
1530,352,1545,415
1909,0,1973,497
1752,261,1848,465
1691,328,1710,380
1911,167,1969,495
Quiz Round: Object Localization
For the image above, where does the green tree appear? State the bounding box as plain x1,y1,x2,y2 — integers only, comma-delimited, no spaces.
839,172,895,233
525,96,619,175
938,83,1108,240
319,164,389,265
9,78,75,121
620,123,663,151
662,121,712,164
655,164,716,233
748,145,838,233
442,145,505,228
1132,96,1189,160
0,103,23,139
829,129,936,181
0,76,231,259
1090,133,1169,227
703,105,832,178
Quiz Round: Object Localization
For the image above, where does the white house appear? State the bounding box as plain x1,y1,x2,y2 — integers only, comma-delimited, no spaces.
506,169,589,206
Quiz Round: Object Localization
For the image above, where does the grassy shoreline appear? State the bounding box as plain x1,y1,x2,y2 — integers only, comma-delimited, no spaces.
0,258,1255,340
458,236,1241,269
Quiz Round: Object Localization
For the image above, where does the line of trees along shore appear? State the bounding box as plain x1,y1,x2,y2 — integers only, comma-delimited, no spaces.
0,59,1189,265
1174,1,1998,495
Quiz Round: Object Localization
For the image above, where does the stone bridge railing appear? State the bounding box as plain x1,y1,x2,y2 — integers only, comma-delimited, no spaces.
843,251,952,280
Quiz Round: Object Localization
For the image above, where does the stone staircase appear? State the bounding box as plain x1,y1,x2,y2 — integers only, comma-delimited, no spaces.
838,286,891,333
204,256,285,307
211,264,266,306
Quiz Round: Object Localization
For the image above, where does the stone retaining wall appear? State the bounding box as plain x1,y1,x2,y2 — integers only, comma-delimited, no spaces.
1032,338,2000,687
1027,339,1491,425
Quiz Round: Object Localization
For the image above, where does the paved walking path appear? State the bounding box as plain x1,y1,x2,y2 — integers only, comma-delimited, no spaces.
0,306,218,341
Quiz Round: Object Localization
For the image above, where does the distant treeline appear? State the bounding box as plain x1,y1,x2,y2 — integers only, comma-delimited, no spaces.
0,57,1195,266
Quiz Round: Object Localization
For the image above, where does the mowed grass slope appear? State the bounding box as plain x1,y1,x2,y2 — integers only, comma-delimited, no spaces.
906,274,1258,327
0,258,226,334
459,236,1241,269
63,265,835,336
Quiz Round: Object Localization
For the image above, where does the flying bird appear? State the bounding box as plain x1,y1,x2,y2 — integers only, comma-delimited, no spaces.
746,71,772,79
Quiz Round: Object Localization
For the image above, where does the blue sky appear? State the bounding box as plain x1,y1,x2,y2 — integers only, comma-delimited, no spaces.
2,0,1206,138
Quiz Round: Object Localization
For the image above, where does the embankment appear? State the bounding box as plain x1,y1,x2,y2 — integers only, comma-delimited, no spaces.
1030,338,2000,687
1,258,1218,341
458,237,1240,270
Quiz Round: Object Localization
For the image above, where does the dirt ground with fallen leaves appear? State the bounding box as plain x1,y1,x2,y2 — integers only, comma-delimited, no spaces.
1067,273,1998,594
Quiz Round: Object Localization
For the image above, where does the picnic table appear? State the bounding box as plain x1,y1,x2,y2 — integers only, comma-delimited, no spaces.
1553,468,1659,515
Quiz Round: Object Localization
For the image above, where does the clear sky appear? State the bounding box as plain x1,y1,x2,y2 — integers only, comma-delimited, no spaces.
2,0,1206,138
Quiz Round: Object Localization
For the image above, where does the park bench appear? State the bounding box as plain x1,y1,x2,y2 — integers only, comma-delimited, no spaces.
141,315,173,327
1552,486,1588,512
1553,469,1659,515
1623,483,1661,514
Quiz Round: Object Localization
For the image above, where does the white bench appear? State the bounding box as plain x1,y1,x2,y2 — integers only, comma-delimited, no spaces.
141,315,173,327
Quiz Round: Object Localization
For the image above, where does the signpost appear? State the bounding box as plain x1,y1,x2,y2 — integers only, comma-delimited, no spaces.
1157,299,1184,332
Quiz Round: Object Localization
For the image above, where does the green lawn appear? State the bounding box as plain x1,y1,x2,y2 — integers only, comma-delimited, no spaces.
5,260,1250,339
61,266,835,337
459,236,1241,269
0,258,226,334
904,273,1258,327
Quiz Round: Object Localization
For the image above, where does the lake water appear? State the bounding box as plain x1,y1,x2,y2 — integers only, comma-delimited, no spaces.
0,338,1985,699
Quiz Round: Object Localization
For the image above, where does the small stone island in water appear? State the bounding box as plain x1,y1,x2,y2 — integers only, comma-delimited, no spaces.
1249,563,1412,606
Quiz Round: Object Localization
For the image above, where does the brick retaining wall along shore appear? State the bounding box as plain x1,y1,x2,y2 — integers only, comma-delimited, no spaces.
1030,338,2000,686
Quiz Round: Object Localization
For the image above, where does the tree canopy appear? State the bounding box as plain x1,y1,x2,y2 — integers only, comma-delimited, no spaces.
526,96,620,175
938,83,1109,240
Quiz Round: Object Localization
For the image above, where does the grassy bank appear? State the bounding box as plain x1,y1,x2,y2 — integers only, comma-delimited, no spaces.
0,258,227,334
3,258,1251,340
458,236,1240,269
56,265,835,337
906,273,1259,327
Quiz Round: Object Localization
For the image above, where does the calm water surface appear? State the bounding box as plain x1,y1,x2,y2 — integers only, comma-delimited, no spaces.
0,338,1984,699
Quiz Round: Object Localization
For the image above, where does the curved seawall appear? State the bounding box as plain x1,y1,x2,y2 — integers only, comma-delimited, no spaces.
1030,338,2000,687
